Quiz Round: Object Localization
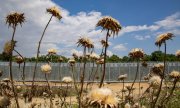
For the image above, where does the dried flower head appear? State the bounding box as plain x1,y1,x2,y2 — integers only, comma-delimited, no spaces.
169,70,180,79
72,52,79,59
87,88,118,108
77,37,94,49
48,48,57,54
0,96,10,107
57,57,63,62
47,6,62,20
96,58,104,64
124,103,131,108
118,74,127,81
6,12,25,27
41,64,52,74
149,76,161,89
2,78,11,83
141,61,148,67
133,103,140,108
96,16,121,36
90,52,100,60
62,76,73,83
100,39,109,47
155,33,174,47
151,63,164,77
129,48,144,59
68,58,76,66
175,50,180,58
3,40,16,55
15,56,24,64
143,75,149,80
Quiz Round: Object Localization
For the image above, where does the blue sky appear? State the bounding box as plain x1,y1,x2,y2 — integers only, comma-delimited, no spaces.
0,0,180,57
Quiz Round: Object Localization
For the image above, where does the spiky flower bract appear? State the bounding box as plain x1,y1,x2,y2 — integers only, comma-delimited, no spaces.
90,52,100,60
15,56,24,64
124,103,131,108
149,76,161,89
47,6,62,20
41,64,52,74
96,16,121,36
155,33,174,47
77,37,94,50
118,74,127,81
151,63,164,75
68,58,76,66
87,88,118,108
175,50,180,58
96,58,104,64
169,70,180,79
47,48,57,54
57,57,63,62
6,12,25,27
62,76,73,83
129,48,144,59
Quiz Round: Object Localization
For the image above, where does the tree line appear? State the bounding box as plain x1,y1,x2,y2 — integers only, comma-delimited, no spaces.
0,50,179,62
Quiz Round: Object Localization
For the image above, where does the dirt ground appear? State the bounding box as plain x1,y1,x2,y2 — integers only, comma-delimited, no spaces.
1,82,150,108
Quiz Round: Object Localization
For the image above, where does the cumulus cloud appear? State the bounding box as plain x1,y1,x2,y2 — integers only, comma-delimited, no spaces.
134,35,151,40
107,50,113,56
0,0,103,57
113,44,127,51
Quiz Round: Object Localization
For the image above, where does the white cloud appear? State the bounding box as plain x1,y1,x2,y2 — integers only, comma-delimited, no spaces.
0,0,104,57
113,44,127,51
134,35,151,40
107,50,113,56
155,12,180,29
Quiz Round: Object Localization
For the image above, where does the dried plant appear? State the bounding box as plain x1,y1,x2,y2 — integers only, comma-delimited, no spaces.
175,50,180,58
5,11,26,108
30,6,62,100
86,88,118,108
97,16,121,88
152,33,174,107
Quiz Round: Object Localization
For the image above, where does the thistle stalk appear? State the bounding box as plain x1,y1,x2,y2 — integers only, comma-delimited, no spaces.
99,29,109,88
30,15,53,99
152,42,166,108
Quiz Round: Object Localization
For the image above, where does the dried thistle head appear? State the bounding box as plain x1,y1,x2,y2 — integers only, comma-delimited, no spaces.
77,37,94,50
0,96,10,107
141,61,148,67
15,56,24,64
47,48,57,55
118,74,127,81
62,76,73,83
151,63,164,77
175,50,180,58
90,52,100,60
57,57,63,62
96,58,104,64
47,6,62,20
155,33,174,47
6,12,25,27
41,64,52,74
87,88,118,108
3,40,16,55
149,76,161,89
100,39,109,47
129,48,144,59
96,16,122,36
68,58,76,66
169,70,180,80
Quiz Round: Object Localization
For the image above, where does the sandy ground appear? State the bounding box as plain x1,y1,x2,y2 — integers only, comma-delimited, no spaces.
1,82,150,108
